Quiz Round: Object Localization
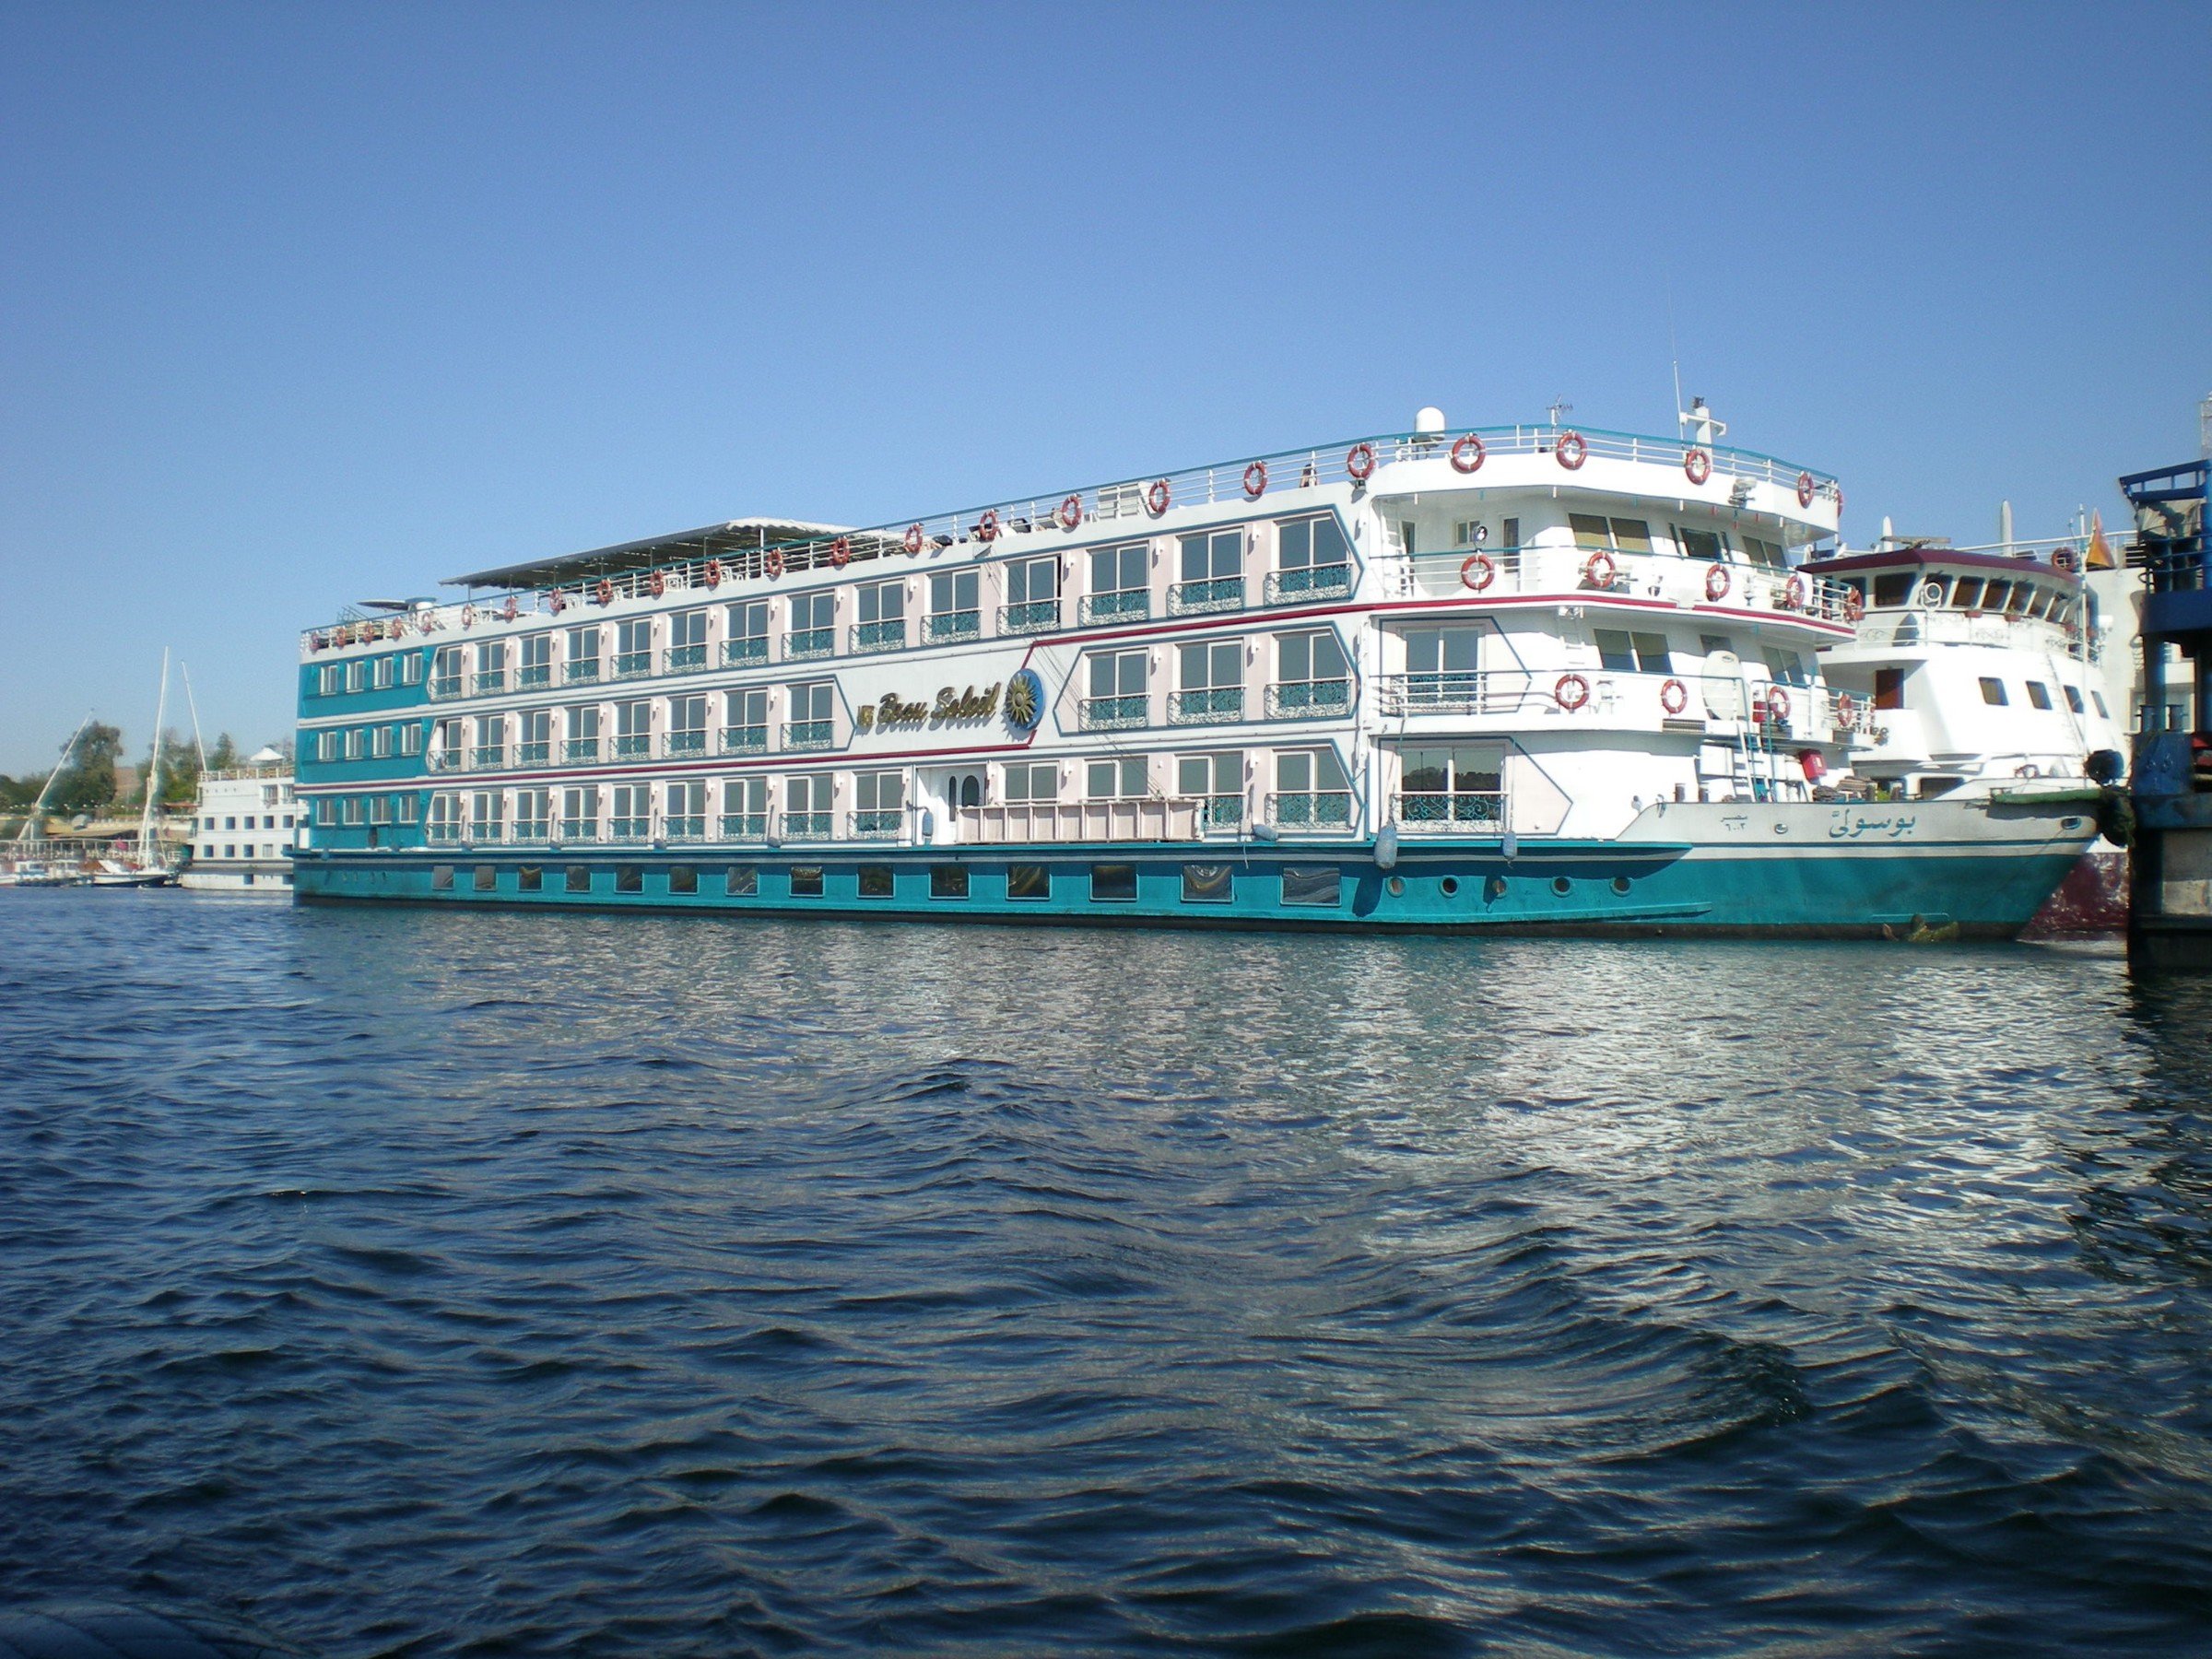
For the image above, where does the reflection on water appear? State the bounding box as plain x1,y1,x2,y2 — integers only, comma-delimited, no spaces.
1,891,2210,1655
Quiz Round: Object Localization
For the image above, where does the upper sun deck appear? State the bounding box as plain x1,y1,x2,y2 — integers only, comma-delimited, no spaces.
300,420,1845,655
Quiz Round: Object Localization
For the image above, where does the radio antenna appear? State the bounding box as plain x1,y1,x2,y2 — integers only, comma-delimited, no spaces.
1667,276,1685,438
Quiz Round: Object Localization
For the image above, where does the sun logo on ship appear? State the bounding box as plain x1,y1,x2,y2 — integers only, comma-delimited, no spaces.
1005,667,1043,734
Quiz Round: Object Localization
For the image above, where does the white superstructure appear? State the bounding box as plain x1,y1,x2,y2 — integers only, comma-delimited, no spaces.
181,758,300,891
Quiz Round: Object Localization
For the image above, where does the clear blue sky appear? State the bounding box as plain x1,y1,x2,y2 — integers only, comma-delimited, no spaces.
2,2,2206,774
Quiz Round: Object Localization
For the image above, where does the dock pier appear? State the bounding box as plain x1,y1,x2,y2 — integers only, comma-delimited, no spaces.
2124,458,2212,970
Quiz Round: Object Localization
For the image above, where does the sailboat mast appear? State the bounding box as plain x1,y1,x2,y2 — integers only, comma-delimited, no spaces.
17,712,96,844
137,650,170,866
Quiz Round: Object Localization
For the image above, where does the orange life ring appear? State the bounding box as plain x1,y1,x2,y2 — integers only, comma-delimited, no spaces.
2051,546,2079,573
1146,478,1171,515
904,524,924,556
1796,472,1816,508
501,595,518,622
648,570,665,598
549,589,566,614
830,536,851,568
1057,495,1082,530
388,618,406,640
461,604,476,629
1555,673,1591,712
1782,573,1807,611
595,579,613,606
764,547,785,579
1242,461,1267,499
1660,677,1688,715
1836,691,1859,728
1683,448,1711,486
1764,686,1792,724
1582,549,1618,589
309,630,325,652
1705,563,1731,602
1346,442,1377,482
1842,588,1865,623
705,559,722,589
1555,430,1587,470
975,510,999,543
1459,553,1496,592
1450,434,1484,474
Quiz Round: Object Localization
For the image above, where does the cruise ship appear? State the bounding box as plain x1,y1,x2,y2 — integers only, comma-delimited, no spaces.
291,412,2099,935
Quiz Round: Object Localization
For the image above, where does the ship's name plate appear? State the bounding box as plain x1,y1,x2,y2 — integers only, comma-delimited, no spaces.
856,683,1000,732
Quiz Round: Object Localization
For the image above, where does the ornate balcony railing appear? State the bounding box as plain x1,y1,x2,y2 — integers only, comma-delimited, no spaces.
1266,564,1352,605
665,817,707,841
665,644,709,674
470,745,506,770
1169,576,1243,616
1265,792,1353,830
429,675,465,700
1081,591,1148,626
613,734,652,759
426,823,465,844
718,812,768,841
852,620,907,653
563,738,600,763
512,818,552,843
1168,688,1243,724
724,636,770,665
782,811,833,841
664,730,708,758
849,810,903,840
720,724,767,755
1397,790,1506,830
613,651,653,680
473,670,506,696
517,665,551,689
517,742,550,767
1195,794,1243,828
558,820,598,842
1079,694,1147,731
784,721,833,752
925,611,980,642
1265,679,1350,719
1000,598,1060,634
564,660,601,684
786,629,834,661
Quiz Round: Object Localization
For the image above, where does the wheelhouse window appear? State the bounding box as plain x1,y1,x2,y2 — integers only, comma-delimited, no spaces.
1951,577,1985,610
668,609,709,672
855,581,906,652
1084,543,1149,624
1003,557,1059,632
1595,629,1673,674
2064,685,2085,714
1571,515,1653,553
1740,535,1786,568
1272,749,1350,828
927,571,980,641
1002,761,1058,802
1760,647,1810,687
724,600,769,664
1172,529,1244,614
1172,640,1243,724
1083,649,1148,729
1176,751,1243,828
785,680,834,750
1675,527,1725,562
1872,572,1916,607
788,592,834,659
1271,630,1348,717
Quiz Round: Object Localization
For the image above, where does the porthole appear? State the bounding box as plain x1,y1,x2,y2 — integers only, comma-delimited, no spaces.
1440,877,1459,897
1610,875,1632,895
1550,876,1572,897
1485,875,1508,900
1387,876,1406,897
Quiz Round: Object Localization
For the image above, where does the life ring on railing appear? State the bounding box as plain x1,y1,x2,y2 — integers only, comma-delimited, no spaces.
2051,546,2079,573
975,510,999,543
1459,553,1496,592
1555,430,1587,470
501,594,518,622
1842,588,1865,623
704,559,722,589
904,524,924,556
1835,692,1858,729
309,630,325,652
2016,762,2041,780
829,536,851,568
1146,478,1171,515
1346,442,1377,482
461,604,476,629
1782,573,1807,611
389,618,406,640
1764,686,1792,724
1582,549,1618,589
764,547,785,579
595,579,613,606
549,589,567,614
1660,677,1688,715
419,610,438,633
1450,433,1485,474
1684,447,1712,486
1796,472,1816,508
1242,461,1267,499
648,570,665,598
1554,673,1591,712
1057,494,1083,530
1705,562,1732,602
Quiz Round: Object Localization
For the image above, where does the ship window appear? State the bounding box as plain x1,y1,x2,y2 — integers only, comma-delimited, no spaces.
725,865,758,896
1007,863,1050,900
432,865,454,890
1699,633,1735,656
1676,527,1724,562
1091,864,1138,901
318,665,342,696
857,865,894,898
1182,864,1233,903
400,653,424,686
1570,514,1613,551
1003,761,1057,802
668,865,698,894
2092,690,2109,718
397,795,418,824
1947,577,1981,610
1742,535,1786,568
789,865,824,896
1280,865,1341,907
1979,677,2009,706
1500,516,1521,551
1761,648,1810,687
374,656,394,689
616,865,642,893
566,865,592,892
2006,584,2033,616
929,865,969,899
518,866,542,892
1090,543,1147,596
2026,681,2053,710
1088,756,1148,798
2065,686,2085,714
1006,556,1057,605
1181,528,1242,582
1874,668,1906,711
1873,572,1915,607
1594,629,1638,673
858,579,904,625
1631,632,1672,673
474,865,496,891
1980,581,2012,613
1277,515,1349,571
1610,519,1653,553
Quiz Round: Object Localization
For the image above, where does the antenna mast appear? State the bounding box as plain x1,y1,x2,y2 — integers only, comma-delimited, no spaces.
135,650,170,869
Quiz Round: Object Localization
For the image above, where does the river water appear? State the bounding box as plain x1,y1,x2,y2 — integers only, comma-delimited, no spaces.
2,890,2210,1655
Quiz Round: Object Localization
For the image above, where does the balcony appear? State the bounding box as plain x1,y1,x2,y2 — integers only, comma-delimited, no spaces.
565,660,602,684
613,734,652,759
664,730,708,758
849,810,903,840
786,629,833,661
1169,576,1244,616
613,651,653,681
468,822,504,844
429,675,465,700
1397,791,1506,830
472,670,506,696
563,738,600,763
718,812,768,841
1265,678,1350,720
665,816,707,841
724,637,769,666
1194,794,1243,829
517,742,550,767
782,811,833,841
558,820,598,843
852,619,907,654
512,818,552,844
1000,598,1060,634
606,820,652,846
1168,688,1243,724
1265,791,1353,830
720,724,768,756
665,644,709,675
1080,591,1149,626
784,720,834,752
518,665,551,690
1079,694,1148,731
1266,564,1352,605
470,745,506,770
427,823,465,844
429,751,464,773
925,610,981,643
